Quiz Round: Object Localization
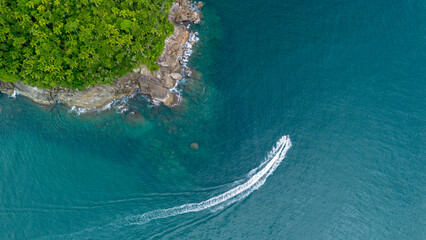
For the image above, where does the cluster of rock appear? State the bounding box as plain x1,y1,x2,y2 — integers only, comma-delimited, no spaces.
0,0,203,110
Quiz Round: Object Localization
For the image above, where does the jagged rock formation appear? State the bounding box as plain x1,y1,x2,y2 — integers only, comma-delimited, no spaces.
0,0,203,109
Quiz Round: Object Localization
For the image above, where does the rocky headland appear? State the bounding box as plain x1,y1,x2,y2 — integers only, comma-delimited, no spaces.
0,0,203,110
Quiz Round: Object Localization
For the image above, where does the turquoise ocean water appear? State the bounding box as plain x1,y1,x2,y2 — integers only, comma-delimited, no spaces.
1,0,425,239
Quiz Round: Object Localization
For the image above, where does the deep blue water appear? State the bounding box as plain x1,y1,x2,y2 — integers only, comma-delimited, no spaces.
0,0,425,239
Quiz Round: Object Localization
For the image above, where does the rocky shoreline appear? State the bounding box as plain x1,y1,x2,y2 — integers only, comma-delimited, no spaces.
0,0,203,110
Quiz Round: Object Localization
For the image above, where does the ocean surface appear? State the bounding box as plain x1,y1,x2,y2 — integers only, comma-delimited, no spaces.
1,0,425,239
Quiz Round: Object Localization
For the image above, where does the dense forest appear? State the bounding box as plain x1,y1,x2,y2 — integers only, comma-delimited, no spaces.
0,0,174,89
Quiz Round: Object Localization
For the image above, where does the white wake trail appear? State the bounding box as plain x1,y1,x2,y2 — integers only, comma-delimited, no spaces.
125,135,292,225
42,136,292,239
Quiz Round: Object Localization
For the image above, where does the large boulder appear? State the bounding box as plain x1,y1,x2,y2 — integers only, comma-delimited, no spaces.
170,73,183,81
0,81,15,96
170,1,202,24
13,82,57,105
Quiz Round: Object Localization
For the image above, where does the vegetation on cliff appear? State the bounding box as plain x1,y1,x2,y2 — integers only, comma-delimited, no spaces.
0,0,174,89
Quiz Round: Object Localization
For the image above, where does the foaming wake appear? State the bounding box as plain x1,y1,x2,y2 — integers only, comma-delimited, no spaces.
125,135,292,225
42,136,291,239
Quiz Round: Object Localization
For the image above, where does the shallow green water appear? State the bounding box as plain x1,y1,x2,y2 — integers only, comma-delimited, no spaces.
1,0,425,239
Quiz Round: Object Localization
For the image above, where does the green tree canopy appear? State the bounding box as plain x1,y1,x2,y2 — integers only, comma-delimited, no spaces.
0,0,174,89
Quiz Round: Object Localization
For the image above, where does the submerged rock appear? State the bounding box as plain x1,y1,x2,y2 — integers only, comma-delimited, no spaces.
50,106,59,114
117,104,129,113
190,142,199,150
168,126,178,135
125,110,146,124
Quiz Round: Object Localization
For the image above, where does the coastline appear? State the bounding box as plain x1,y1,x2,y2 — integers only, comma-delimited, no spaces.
0,0,203,111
